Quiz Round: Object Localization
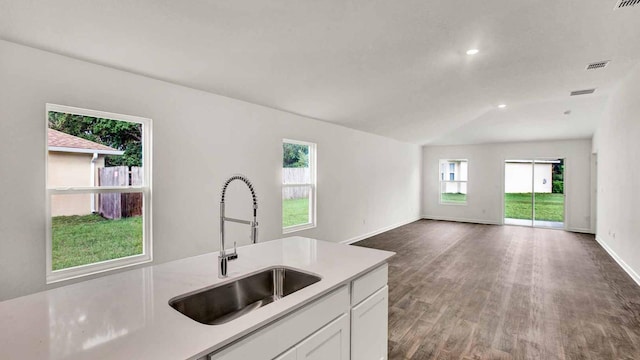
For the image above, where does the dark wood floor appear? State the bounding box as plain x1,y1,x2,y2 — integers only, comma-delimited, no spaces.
355,220,640,360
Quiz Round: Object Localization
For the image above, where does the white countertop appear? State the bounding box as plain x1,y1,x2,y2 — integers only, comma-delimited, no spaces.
0,237,394,360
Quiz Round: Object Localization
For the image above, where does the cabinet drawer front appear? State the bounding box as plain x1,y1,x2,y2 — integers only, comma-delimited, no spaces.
351,286,388,360
296,313,350,360
273,347,296,360
351,264,388,306
209,286,349,360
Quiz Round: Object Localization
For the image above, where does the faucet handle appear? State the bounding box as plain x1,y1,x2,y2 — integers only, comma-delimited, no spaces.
251,222,259,244
228,241,238,260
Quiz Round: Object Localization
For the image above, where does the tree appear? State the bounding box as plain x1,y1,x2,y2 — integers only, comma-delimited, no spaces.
552,162,564,194
48,111,142,167
283,143,309,168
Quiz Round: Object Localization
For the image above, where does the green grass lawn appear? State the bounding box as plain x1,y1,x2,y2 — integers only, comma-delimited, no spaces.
52,214,142,270
283,198,310,228
505,193,564,222
441,193,467,204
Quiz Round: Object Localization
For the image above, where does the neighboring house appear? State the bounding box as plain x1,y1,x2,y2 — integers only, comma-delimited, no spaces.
504,160,557,193
48,129,124,216
440,160,468,195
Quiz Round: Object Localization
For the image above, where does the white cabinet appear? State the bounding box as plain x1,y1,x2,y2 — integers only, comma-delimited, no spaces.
271,314,350,360
296,314,350,360
273,347,296,360
207,263,389,360
351,286,389,360
351,264,388,305
209,287,349,360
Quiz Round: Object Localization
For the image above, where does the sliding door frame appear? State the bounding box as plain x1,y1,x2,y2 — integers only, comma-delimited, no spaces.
501,157,567,230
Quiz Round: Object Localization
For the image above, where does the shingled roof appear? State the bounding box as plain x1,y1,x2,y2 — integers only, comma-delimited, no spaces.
48,129,124,155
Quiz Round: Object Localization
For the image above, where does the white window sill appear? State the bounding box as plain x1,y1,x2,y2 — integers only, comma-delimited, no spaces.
439,202,468,206
46,254,152,284
283,223,316,234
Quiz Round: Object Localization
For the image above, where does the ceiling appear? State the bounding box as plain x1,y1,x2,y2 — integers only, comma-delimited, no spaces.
1,0,639,145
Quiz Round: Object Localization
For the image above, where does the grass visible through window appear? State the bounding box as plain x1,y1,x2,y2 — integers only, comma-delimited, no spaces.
52,214,142,270
283,198,310,228
441,193,467,204
504,193,564,222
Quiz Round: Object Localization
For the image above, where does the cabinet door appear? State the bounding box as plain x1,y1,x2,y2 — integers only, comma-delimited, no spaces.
351,285,388,360
273,347,296,360
209,287,349,360
295,314,350,360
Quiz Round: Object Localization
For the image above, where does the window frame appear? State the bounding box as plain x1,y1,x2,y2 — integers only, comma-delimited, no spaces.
439,159,468,206
282,138,317,234
45,103,153,284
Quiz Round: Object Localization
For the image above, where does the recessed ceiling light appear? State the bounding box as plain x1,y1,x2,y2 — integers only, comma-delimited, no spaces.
498,104,507,109
466,49,479,55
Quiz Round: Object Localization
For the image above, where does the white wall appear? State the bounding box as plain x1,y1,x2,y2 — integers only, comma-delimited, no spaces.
0,40,421,301
592,63,640,285
422,139,592,231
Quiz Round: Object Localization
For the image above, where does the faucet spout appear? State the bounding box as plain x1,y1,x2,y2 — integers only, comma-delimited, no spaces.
218,174,259,278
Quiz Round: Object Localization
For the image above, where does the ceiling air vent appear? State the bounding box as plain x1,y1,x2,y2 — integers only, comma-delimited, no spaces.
586,60,610,70
615,0,640,9
570,88,597,96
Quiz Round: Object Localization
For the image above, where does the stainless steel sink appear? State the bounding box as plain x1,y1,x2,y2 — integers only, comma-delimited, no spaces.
169,267,321,325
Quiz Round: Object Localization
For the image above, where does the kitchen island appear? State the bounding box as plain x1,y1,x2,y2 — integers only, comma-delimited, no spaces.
0,237,393,359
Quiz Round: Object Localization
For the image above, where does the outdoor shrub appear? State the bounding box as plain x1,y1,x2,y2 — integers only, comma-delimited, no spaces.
552,180,564,194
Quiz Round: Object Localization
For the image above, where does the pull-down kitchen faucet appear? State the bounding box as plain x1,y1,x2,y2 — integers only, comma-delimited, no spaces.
218,174,259,278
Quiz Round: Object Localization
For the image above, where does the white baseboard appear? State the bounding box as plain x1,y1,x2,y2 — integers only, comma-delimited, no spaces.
422,216,595,234
595,235,640,287
421,215,501,226
340,217,421,245
566,227,595,234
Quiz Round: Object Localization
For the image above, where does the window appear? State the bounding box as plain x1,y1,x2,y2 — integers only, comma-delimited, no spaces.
439,159,468,205
282,139,316,233
46,104,152,283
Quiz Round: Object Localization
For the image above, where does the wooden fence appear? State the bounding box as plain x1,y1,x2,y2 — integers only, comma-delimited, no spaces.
283,168,311,200
98,166,143,219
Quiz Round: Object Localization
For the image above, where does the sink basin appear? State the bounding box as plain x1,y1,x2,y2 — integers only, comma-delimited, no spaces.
169,267,321,325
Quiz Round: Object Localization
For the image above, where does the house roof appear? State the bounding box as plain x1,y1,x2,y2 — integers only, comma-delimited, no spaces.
48,128,125,155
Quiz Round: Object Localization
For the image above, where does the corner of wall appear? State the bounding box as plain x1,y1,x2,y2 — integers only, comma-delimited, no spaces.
595,235,640,287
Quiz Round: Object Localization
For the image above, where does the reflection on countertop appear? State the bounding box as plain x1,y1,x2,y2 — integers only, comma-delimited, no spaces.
47,268,153,357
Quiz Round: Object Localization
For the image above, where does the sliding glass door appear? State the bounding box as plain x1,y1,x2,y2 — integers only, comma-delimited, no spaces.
533,159,564,228
504,159,565,229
